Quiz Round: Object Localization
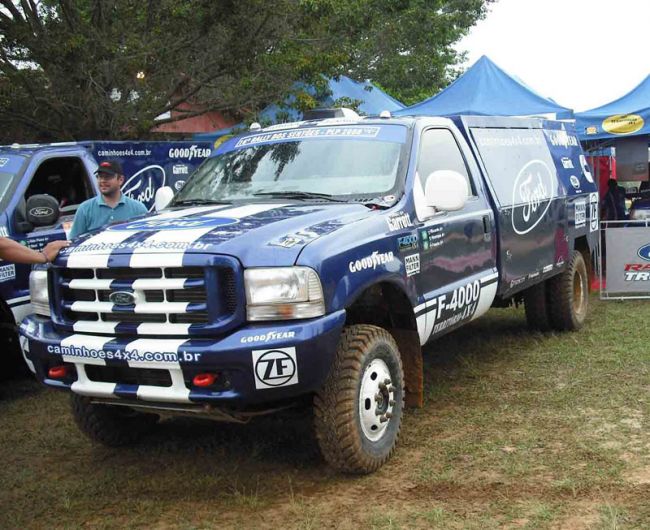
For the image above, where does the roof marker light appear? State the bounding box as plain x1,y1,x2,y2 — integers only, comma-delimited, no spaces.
249,122,262,131
379,110,392,119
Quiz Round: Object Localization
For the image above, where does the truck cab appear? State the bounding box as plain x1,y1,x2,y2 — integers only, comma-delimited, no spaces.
0,144,99,370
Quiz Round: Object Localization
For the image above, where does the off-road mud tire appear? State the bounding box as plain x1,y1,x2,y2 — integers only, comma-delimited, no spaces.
523,281,551,332
547,250,589,331
313,324,404,474
71,394,158,447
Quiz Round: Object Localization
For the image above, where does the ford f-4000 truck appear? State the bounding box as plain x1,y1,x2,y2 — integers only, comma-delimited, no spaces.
20,114,598,473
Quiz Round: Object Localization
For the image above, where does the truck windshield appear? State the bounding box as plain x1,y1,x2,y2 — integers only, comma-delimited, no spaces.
172,137,405,204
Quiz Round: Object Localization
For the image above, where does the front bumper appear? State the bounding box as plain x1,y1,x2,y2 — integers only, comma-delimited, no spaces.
19,311,346,407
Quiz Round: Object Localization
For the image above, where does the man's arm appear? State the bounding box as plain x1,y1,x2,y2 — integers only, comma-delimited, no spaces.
0,238,69,264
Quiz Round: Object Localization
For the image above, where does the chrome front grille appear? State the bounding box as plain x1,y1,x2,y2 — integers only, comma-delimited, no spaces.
53,264,239,336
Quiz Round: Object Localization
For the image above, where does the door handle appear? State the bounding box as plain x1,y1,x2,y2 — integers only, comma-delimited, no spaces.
482,215,492,242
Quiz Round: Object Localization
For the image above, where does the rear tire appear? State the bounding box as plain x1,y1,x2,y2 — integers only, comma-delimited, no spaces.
313,324,404,474
524,281,551,332
547,251,589,331
71,394,158,447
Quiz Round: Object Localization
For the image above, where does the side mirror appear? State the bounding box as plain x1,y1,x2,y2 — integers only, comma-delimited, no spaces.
424,170,468,212
154,186,174,212
25,194,60,227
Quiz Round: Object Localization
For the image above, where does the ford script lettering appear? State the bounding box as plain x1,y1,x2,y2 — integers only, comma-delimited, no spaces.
511,159,555,235
29,206,54,217
122,165,165,212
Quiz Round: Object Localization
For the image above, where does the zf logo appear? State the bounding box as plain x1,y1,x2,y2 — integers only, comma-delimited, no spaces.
252,348,298,389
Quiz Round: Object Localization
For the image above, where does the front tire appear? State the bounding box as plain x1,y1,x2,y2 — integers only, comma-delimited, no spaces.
547,250,589,331
313,324,404,474
71,394,158,447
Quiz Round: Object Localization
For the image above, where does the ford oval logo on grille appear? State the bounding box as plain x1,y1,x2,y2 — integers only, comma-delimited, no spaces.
109,291,136,306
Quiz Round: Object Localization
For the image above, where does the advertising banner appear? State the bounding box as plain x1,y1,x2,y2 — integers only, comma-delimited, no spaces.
605,225,650,294
87,141,212,211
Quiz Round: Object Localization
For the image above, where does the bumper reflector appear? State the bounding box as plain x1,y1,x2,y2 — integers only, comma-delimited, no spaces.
193,373,218,387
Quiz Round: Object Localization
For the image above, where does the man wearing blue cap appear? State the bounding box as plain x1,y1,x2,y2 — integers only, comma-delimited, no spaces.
69,160,148,239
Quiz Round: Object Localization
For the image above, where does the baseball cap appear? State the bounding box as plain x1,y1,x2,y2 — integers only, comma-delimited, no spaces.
95,160,123,177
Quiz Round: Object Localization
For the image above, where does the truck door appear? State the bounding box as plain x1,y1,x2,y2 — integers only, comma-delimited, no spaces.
9,153,97,322
412,127,498,344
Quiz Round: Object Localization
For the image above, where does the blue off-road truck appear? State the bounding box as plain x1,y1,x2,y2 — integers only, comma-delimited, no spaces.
0,141,210,373
20,112,598,473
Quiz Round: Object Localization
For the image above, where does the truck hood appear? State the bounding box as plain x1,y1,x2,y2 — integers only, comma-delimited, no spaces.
62,202,374,267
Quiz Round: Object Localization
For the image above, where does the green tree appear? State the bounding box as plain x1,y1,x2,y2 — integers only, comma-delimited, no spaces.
0,0,492,142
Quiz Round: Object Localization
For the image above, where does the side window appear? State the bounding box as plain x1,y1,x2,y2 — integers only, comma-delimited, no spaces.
25,157,94,215
416,129,475,196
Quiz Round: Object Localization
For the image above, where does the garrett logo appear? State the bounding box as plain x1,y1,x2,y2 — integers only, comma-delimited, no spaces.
602,114,644,135
29,206,54,217
511,160,555,235
569,175,581,189
111,216,239,232
109,291,135,306
637,244,650,262
122,165,165,212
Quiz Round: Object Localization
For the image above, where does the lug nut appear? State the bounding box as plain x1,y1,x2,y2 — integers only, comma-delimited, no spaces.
389,400,395,407
384,378,391,385
380,415,388,423
388,386,396,393
386,412,393,419
379,382,387,391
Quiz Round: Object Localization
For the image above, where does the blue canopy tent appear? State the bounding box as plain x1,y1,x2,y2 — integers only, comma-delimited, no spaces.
393,55,573,119
193,76,404,142
575,75,650,141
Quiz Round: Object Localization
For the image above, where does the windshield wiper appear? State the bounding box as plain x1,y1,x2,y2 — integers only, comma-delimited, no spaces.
252,191,346,202
172,199,231,206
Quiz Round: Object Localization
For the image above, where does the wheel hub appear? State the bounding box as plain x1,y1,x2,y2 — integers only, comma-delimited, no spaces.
359,358,395,441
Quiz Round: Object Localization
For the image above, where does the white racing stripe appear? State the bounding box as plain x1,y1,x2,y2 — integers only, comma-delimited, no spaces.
72,321,118,334
129,203,285,268
62,334,116,398
66,206,224,268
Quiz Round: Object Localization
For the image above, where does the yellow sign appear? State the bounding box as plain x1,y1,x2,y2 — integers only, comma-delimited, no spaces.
602,114,644,135
213,135,232,150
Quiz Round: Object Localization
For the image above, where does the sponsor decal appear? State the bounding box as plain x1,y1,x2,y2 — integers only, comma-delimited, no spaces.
511,159,555,235
349,251,395,273
547,130,579,148
0,226,7,237
386,211,412,231
252,347,298,389
46,344,202,363
269,230,320,248
235,126,381,148
528,271,540,280
430,280,481,335
121,165,165,211
111,216,239,232
638,244,650,261
569,175,581,190
241,331,296,344
542,264,554,273
580,155,594,184
404,254,420,277
109,291,136,306
174,180,186,191
602,114,644,135
168,145,211,160
397,234,418,252
624,264,650,281
575,199,586,229
589,193,599,232
561,157,574,169
0,264,16,282
0,158,8,167
585,126,598,135
420,226,445,251
556,256,565,268
172,164,189,175
29,206,54,218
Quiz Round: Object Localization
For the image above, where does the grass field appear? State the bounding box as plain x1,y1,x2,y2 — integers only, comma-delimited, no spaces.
1,296,648,529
